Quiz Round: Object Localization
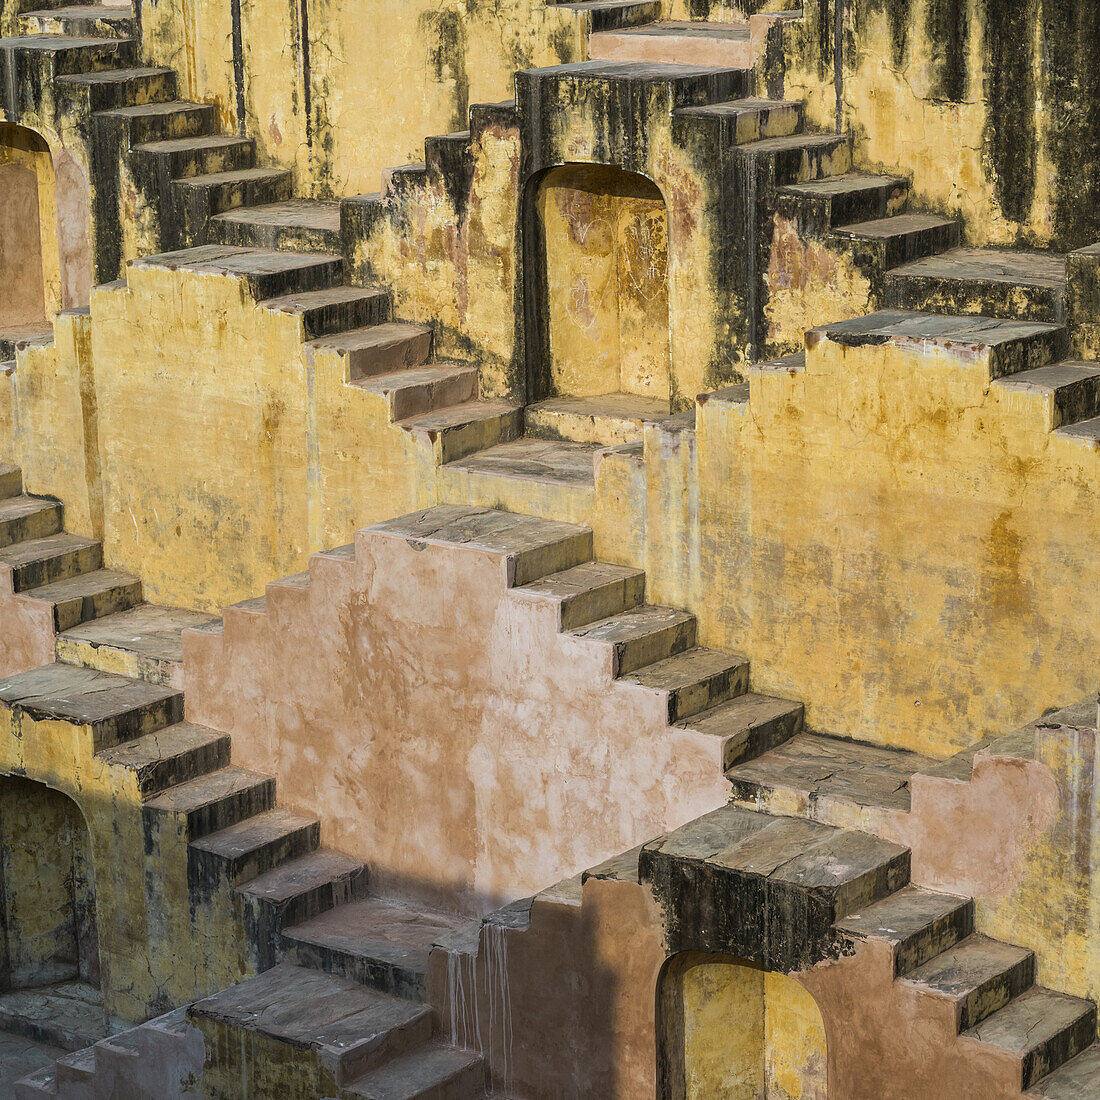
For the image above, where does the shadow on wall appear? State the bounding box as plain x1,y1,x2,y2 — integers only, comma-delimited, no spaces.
658,952,828,1100
0,121,93,333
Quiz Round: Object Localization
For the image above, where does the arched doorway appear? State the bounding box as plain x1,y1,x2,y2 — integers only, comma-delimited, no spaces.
0,777,102,1037
534,163,671,409
657,952,828,1099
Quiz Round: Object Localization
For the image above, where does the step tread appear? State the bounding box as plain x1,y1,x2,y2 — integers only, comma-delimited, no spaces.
237,848,365,902
56,64,171,85
994,361,1100,393
1057,413,1100,439
0,663,179,723
189,963,429,1047
132,245,339,279
739,130,848,153
132,134,252,155
678,691,802,734
835,885,972,945
190,807,318,859
678,94,799,116
57,602,220,663
622,645,747,691
517,560,645,604
95,721,228,772
0,531,98,569
308,321,432,355
570,603,694,645
889,246,1067,287
400,398,521,430
210,198,340,231
0,494,60,524
1027,1042,1100,1097
344,1043,484,1099
351,362,477,395
172,165,291,187
24,567,139,603
833,212,958,239
443,436,599,486
964,986,1095,1054
96,99,210,119
143,765,272,815
902,933,1033,1000
23,5,134,17
813,309,1064,349
261,284,387,312
781,170,908,197
0,32,127,48
604,19,750,38
283,894,471,972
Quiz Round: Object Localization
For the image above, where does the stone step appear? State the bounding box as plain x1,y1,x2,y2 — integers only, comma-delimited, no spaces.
514,559,646,630
423,130,472,182
885,247,1068,323
190,964,433,1090
13,1067,54,1098
131,133,256,180
569,604,696,677
0,531,102,592
52,1044,95,1093
442,437,601,494
20,5,135,38
380,161,427,200
831,213,960,270
679,691,805,770
190,807,321,888
0,980,114,1054
525,393,672,447
777,171,910,237
834,885,974,977
901,933,1035,1032
238,850,370,969
673,95,804,145
0,33,136,78
589,19,753,68
55,602,222,687
55,65,177,111
640,804,910,970
307,321,433,380
965,986,1097,1090
809,310,1069,382
143,766,277,840
0,323,53,360
0,495,62,548
1055,412,1100,447
24,567,142,632
344,1043,486,1100
283,894,476,1000
262,284,392,340
208,199,342,253
130,245,344,301
1028,1042,1100,1097
173,167,294,237
95,100,218,144
992,361,1100,431
737,131,853,188
367,506,593,588
556,0,661,34
95,721,231,796
620,645,749,722
727,730,934,818
0,463,23,499
0,663,182,749
401,399,523,463
352,363,480,420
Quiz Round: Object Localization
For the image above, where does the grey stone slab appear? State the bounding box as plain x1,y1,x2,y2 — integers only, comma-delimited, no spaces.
891,247,1067,287
1027,1042,1100,1097
446,438,601,487
0,664,180,725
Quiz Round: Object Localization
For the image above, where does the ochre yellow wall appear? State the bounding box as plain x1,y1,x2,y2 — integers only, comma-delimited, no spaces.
538,164,671,402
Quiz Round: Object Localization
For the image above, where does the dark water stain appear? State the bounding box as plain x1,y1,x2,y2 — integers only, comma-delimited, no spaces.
925,0,969,102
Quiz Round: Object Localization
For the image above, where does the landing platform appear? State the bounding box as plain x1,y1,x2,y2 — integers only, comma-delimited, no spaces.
526,392,672,446
0,981,121,1051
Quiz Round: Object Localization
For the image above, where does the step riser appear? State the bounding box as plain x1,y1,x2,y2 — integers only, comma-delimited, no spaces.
833,851,913,921
157,780,278,842
51,579,143,632
844,221,960,271
0,467,23,499
1052,375,1100,427
614,619,697,677
989,329,1070,381
102,105,217,146
207,218,342,255
190,822,320,889
666,662,749,723
346,330,433,380
435,407,523,464
0,505,62,549
884,275,1065,325
778,180,910,237
64,70,178,112
20,13,136,38
282,938,427,1002
132,736,233,797
10,542,103,592
135,140,256,181
721,704,805,771
98,694,185,749
242,866,370,972
336,1008,434,1087
895,902,975,977
744,137,853,190
957,955,1035,1032
1020,1006,1098,1089
297,295,392,340
233,262,347,304
556,574,647,632
177,174,295,242
388,370,479,420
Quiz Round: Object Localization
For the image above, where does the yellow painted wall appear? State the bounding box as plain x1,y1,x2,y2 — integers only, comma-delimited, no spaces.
537,164,671,402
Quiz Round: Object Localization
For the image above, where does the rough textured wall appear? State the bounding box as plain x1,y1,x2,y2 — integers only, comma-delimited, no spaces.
138,0,585,197
785,0,1100,249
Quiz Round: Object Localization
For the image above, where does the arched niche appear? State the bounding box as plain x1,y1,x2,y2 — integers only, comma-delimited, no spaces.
532,163,671,408
657,952,828,1100
0,775,100,994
